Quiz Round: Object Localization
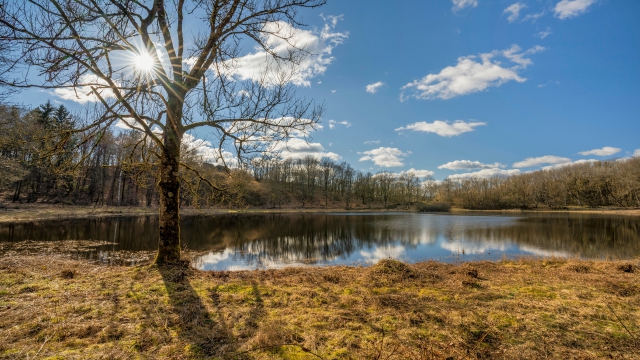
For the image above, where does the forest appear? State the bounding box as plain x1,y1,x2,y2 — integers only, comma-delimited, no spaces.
1,101,639,211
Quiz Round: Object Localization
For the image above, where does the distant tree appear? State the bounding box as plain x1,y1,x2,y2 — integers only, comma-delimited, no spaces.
0,0,325,263
376,171,395,208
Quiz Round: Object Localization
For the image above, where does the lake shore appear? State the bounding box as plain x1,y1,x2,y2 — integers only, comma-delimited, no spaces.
0,203,638,223
0,255,638,359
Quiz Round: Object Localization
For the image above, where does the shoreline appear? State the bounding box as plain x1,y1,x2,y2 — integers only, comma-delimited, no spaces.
0,255,638,358
0,203,638,223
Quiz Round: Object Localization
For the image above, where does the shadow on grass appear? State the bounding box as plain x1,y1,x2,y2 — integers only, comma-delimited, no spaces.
158,263,233,357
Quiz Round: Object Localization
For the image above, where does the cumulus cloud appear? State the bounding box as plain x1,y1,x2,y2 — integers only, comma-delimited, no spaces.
328,120,351,129
365,81,385,94
634,149,640,158
114,118,137,130
438,160,505,170
447,168,521,180
364,140,381,145
513,155,572,168
395,120,486,137
181,133,239,166
218,17,347,86
452,0,478,11
554,0,597,19
272,137,340,161
359,147,407,167
578,146,621,156
398,168,435,178
504,3,526,22
53,75,117,104
542,159,598,170
401,45,545,100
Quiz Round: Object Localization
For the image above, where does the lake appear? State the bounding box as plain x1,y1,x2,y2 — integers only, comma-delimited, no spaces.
1,212,639,270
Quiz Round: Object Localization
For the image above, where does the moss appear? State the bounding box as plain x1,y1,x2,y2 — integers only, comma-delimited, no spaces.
518,286,558,299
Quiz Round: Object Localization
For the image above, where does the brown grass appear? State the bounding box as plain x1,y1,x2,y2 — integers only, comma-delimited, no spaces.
0,255,639,359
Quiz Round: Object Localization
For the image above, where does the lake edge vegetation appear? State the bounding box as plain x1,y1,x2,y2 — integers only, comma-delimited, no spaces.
0,254,638,359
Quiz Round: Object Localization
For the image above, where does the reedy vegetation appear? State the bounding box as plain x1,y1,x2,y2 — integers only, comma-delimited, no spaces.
1,101,640,210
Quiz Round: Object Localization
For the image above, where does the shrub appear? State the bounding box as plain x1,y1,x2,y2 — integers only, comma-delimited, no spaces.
416,202,451,212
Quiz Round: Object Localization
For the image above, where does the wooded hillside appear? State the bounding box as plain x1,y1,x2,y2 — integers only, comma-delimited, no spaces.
2,102,639,210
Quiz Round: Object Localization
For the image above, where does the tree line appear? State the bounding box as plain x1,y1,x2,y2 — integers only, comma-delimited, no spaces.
1,101,639,210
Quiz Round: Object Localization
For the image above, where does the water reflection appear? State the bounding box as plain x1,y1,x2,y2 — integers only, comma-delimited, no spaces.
1,213,639,269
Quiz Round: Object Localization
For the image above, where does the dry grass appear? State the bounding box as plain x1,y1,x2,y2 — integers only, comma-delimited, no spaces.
0,255,638,359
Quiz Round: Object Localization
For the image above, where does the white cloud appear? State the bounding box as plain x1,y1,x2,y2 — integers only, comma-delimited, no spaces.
364,140,381,145
438,160,505,170
401,45,545,100
446,168,521,180
236,89,251,97
554,0,597,19
328,119,351,129
331,90,337,93
504,3,526,22
365,81,385,93
502,45,545,67
536,27,552,39
114,118,136,130
399,168,435,178
359,147,407,167
452,0,478,11
578,146,621,156
513,155,572,168
523,11,545,22
273,137,340,161
53,74,117,104
182,133,238,166
218,18,347,87
542,159,597,170
395,120,486,137
634,149,640,158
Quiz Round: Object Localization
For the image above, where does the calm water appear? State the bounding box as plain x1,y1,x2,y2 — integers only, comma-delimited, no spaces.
1,212,639,270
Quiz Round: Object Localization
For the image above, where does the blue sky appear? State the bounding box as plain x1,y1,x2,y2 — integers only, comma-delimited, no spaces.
15,0,640,180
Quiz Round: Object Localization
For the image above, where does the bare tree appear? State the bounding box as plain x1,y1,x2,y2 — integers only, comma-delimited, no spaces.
0,0,325,263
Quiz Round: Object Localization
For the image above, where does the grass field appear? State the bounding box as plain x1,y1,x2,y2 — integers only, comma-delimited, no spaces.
0,255,638,359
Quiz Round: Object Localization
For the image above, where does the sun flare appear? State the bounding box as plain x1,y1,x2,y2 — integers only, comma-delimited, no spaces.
133,53,155,72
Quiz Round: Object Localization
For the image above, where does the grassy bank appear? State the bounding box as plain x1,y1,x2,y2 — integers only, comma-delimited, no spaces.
0,256,638,359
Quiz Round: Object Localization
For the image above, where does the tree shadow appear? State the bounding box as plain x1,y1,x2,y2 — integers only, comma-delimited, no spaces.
158,263,234,357
157,263,267,358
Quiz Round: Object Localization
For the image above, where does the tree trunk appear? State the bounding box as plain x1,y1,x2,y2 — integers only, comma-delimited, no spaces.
156,98,184,264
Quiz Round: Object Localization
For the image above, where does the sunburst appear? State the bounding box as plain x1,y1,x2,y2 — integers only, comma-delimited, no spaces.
133,52,155,73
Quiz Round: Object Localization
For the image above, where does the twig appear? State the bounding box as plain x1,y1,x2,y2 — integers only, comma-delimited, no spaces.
470,331,488,353
32,335,50,359
606,303,638,343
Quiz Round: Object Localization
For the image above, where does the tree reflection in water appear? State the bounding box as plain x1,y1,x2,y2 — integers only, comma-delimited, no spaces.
1,213,639,269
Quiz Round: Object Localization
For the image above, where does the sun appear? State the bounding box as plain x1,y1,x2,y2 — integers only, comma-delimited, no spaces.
133,53,155,72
